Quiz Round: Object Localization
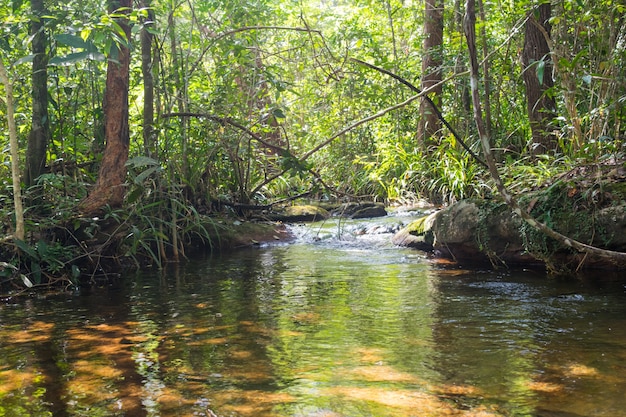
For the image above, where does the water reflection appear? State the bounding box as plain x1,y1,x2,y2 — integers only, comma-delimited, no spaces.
2,225,626,416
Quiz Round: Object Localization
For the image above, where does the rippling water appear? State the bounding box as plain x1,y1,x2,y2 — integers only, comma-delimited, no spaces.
1,213,626,416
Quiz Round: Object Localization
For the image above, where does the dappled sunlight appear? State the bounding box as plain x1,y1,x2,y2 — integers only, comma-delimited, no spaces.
1,320,54,343
352,346,385,363
321,386,474,416
563,363,600,378
2,235,626,416
433,383,483,397
525,380,563,393
0,368,40,393
339,364,422,384
188,336,229,346
211,389,296,417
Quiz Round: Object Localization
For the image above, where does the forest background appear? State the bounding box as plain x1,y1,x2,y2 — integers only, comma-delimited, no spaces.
1,0,625,288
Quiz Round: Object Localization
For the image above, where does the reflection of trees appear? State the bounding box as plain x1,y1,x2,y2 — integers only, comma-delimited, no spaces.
264,247,442,414
9,248,626,416
428,273,553,415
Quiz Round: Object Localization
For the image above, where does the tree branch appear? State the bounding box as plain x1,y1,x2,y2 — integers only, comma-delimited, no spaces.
350,57,488,168
161,112,289,154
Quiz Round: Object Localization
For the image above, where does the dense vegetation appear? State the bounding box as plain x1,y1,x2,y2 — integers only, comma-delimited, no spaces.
1,0,625,289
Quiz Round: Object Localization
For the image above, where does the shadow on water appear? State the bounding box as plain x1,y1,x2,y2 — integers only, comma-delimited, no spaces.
2,214,626,416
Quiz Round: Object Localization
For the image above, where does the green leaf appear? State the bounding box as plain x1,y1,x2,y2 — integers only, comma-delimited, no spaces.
71,264,81,280
126,156,160,168
272,108,286,119
126,187,144,205
49,51,105,66
54,34,98,52
31,261,42,285
14,54,34,66
14,239,39,259
134,166,160,184
21,274,33,288
36,240,48,258
536,60,545,86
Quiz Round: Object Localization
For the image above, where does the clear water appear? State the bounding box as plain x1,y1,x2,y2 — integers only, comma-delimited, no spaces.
1,213,626,416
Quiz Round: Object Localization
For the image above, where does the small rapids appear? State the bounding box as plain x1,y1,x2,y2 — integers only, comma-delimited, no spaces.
284,207,433,249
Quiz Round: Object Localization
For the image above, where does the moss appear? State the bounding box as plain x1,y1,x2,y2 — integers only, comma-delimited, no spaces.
406,216,430,235
603,181,626,201
516,180,617,270
284,205,330,220
208,221,291,249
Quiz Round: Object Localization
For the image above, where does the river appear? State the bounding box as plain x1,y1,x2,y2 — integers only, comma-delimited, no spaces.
1,212,626,416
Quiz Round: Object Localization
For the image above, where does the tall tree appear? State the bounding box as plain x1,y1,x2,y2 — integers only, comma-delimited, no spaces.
140,0,155,158
79,0,132,214
521,2,557,154
417,0,444,146
25,0,50,188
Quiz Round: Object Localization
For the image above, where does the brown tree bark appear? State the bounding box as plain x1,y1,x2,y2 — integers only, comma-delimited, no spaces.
521,3,557,154
25,0,50,188
417,0,444,146
79,0,131,214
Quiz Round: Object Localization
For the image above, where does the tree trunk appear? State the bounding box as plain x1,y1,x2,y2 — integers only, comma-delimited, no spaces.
25,0,50,188
79,0,131,214
477,0,492,138
140,0,155,158
452,0,471,135
0,58,25,241
521,3,557,155
417,0,444,146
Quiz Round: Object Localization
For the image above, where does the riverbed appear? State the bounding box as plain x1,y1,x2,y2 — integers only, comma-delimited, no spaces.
1,213,626,416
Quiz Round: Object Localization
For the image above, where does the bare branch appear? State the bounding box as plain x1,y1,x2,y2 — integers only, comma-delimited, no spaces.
161,112,289,154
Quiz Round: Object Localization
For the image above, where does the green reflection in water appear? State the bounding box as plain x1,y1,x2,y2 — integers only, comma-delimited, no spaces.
2,237,626,416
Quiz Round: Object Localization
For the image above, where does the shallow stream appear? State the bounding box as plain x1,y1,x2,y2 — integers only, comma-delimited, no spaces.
2,212,626,416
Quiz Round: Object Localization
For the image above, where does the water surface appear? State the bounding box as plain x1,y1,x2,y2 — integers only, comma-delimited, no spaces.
2,215,626,416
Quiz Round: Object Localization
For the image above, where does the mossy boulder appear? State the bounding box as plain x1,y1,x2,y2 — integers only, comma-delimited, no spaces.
391,213,436,250
427,199,538,267
211,221,293,249
394,179,626,270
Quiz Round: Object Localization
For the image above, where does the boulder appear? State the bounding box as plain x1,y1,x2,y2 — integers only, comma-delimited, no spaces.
428,199,538,267
393,188,626,270
391,213,436,250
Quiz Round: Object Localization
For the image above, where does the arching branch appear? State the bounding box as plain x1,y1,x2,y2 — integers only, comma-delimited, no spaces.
350,58,488,168
161,112,289,154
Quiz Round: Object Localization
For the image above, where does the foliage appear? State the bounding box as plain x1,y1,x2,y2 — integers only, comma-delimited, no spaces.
1,0,625,283
122,156,217,269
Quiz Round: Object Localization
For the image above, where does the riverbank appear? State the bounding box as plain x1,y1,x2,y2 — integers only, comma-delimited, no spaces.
394,166,626,273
